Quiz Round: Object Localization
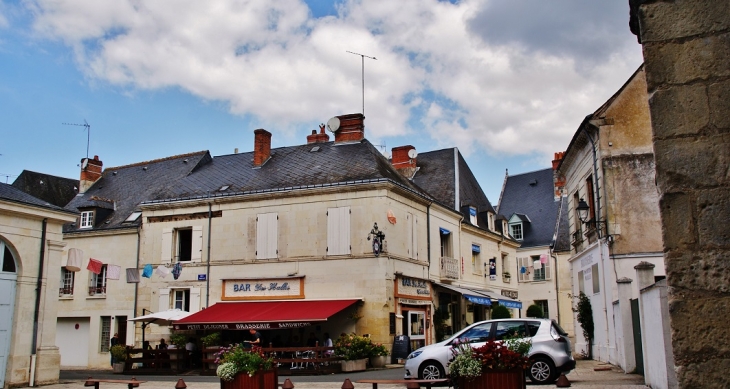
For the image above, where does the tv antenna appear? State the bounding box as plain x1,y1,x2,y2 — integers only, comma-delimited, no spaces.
346,51,377,115
63,119,91,159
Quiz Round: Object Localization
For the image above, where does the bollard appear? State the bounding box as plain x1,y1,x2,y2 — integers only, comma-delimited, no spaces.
174,378,187,389
341,378,355,389
555,373,571,387
281,378,295,389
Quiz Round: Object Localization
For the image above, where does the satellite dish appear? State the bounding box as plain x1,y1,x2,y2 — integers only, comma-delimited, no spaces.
326,117,340,133
408,149,418,159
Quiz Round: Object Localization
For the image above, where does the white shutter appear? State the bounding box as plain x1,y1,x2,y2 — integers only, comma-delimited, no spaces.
267,213,278,259
158,288,170,311
517,257,527,282
256,213,277,259
189,287,201,313
161,229,173,264
327,207,350,255
413,214,418,260
191,226,203,262
256,214,266,259
407,213,412,258
544,256,552,281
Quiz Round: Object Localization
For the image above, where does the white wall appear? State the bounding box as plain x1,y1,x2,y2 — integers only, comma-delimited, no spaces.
640,280,677,389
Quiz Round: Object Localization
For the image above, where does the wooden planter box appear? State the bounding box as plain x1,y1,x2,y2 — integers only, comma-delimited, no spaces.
340,358,367,372
455,369,526,389
220,370,278,389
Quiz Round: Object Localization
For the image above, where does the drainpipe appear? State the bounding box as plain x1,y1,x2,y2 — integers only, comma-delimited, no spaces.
30,218,47,387
133,226,141,345
206,202,212,308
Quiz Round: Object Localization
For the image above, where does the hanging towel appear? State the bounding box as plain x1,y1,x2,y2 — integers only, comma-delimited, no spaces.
387,210,397,224
172,263,183,280
142,264,153,278
126,268,141,283
106,265,121,280
87,258,103,275
155,265,170,278
66,248,83,272
540,254,548,264
520,266,526,274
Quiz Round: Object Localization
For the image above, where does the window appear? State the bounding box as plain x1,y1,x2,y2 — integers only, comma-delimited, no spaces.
469,207,478,226
586,175,596,222
177,228,192,262
494,321,527,340
80,210,94,229
535,300,549,318
440,230,452,258
173,289,190,311
327,207,351,256
471,245,481,274
488,213,495,231
1,241,16,273
510,223,523,241
124,212,142,223
100,316,111,352
89,265,107,295
591,263,600,293
457,322,492,343
517,256,551,282
161,226,203,264
60,268,74,296
578,270,585,294
256,213,278,259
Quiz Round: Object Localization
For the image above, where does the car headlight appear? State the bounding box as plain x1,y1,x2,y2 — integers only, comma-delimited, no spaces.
407,350,422,359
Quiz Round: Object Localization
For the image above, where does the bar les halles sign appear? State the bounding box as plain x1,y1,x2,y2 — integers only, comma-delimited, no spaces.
174,321,312,331
222,277,304,300
395,276,431,299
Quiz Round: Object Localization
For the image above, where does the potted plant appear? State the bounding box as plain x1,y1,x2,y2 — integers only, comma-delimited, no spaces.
202,332,221,347
368,343,389,368
110,345,127,374
215,344,277,389
334,334,371,372
448,337,531,389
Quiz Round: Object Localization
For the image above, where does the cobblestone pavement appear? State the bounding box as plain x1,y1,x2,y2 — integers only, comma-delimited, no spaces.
44,359,648,389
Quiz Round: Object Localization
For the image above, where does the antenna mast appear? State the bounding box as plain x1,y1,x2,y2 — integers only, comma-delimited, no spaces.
63,120,91,159
346,51,377,115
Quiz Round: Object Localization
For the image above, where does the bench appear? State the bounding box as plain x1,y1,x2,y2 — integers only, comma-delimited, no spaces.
355,378,449,388
84,377,147,389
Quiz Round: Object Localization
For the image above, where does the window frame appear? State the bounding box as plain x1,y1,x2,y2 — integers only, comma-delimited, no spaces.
510,223,523,241
100,316,111,352
60,267,75,296
89,265,107,296
440,232,452,258
80,210,94,229
173,289,190,312
471,245,481,274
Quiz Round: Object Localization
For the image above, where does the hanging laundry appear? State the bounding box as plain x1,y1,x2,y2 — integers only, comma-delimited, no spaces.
156,265,170,278
126,268,141,283
387,210,397,224
66,248,83,272
87,258,103,275
540,254,548,264
172,263,183,280
142,264,153,278
520,266,526,274
106,265,121,280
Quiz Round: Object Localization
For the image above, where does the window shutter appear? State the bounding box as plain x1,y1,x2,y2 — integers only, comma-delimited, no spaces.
544,255,552,281
161,229,173,264
327,207,350,255
518,257,527,282
327,208,338,255
256,213,277,259
158,288,170,311
189,287,201,313
413,214,418,259
267,213,278,259
191,226,203,262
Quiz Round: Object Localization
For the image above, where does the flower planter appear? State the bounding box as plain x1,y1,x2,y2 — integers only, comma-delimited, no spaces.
456,369,526,389
340,358,367,372
369,355,388,368
112,362,125,374
220,370,278,389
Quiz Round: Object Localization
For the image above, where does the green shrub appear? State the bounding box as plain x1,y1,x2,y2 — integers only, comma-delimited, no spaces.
526,304,545,318
491,304,512,319
170,334,187,349
201,332,221,347
334,334,373,360
110,345,127,361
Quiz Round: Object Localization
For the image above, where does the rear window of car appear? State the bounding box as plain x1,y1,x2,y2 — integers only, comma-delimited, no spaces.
551,320,569,336
526,321,541,337
494,321,528,340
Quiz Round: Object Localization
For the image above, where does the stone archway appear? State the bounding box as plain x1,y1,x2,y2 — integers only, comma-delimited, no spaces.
0,239,18,388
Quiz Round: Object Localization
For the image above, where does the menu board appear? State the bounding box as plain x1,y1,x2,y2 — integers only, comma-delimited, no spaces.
391,335,411,363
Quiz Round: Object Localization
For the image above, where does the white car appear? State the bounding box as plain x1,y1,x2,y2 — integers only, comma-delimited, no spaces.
404,318,575,384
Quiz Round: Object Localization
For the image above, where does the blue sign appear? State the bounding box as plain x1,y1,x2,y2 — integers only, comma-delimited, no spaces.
498,299,523,309
465,295,492,306
198,274,207,281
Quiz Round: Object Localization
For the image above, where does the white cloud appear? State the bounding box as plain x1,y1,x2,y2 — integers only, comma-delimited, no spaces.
25,0,643,157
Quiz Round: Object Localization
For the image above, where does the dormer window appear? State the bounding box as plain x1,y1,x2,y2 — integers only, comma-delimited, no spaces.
469,207,478,226
510,223,523,241
507,213,530,241
80,211,94,229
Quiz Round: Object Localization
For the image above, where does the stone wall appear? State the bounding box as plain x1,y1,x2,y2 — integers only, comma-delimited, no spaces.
633,1,730,388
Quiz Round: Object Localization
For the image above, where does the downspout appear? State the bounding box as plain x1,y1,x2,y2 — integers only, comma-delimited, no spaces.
133,226,141,345
551,191,565,326
206,202,212,308
30,218,47,387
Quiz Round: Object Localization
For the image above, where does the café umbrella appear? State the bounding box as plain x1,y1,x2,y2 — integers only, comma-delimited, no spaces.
128,309,192,346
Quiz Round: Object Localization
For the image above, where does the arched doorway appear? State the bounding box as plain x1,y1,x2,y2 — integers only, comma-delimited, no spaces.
0,239,18,388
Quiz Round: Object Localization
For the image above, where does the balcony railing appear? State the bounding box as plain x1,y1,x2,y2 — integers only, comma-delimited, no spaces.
59,287,73,296
439,256,459,280
89,286,107,296
571,229,584,252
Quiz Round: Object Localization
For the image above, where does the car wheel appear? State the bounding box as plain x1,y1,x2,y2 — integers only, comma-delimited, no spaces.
528,356,557,384
419,361,445,380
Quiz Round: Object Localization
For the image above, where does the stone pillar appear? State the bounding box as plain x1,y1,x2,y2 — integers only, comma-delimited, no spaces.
634,261,655,291
35,240,65,385
632,1,730,387
616,277,636,374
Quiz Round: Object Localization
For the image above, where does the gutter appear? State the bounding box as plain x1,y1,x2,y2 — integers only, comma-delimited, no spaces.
30,218,47,387
206,202,212,308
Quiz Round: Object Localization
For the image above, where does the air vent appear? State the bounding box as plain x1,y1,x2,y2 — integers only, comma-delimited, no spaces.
529,179,537,186
219,185,230,192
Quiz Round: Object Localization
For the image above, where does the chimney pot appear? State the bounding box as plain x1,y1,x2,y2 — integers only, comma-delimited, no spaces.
79,156,103,194
333,113,365,143
253,129,272,167
307,124,330,144
391,145,417,178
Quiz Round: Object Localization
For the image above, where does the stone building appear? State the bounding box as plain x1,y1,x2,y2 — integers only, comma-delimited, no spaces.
0,183,77,388
59,114,520,368
497,162,573,343
631,1,730,387
557,65,665,368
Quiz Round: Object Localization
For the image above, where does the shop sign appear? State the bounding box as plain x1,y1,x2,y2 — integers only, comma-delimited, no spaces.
222,277,304,300
501,289,518,299
398,298,431,306
174,321,312,331
396,276,431,298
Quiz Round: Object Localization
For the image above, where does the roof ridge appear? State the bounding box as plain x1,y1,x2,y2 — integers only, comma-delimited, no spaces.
105,150,209,171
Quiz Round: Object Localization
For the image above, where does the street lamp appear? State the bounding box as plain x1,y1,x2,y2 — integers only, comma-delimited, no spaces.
576,198,611,241
576,198,591,223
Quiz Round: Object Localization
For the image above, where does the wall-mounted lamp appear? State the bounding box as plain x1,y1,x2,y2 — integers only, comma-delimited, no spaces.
576,198,610,240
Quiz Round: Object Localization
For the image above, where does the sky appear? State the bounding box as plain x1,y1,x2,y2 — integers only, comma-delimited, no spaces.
0,0,644,204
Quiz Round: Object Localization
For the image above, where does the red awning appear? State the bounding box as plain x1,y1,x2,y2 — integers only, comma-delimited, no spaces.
172,299,360,330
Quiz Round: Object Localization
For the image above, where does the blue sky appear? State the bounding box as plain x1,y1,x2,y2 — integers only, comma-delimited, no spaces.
0,0,643,203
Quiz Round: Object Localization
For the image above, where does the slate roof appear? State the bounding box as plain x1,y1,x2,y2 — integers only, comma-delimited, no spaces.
412,148,496,216
12,170,79,208
498,168,564,248
64,140,431,232
0,182,76,214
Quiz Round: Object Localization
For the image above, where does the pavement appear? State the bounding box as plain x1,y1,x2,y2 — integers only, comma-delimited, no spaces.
46,359,648,389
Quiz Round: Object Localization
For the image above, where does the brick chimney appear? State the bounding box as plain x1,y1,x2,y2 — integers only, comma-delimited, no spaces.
391,145,418,178
333,113,365,143
253,129,272,167
552,151,566,199
307,124,330,144
79,155,103,194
